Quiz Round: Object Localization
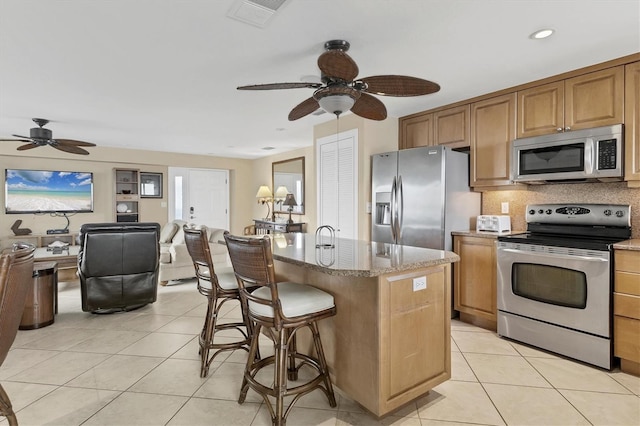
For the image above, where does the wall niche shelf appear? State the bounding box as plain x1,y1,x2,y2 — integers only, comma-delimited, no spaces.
114,168,140,222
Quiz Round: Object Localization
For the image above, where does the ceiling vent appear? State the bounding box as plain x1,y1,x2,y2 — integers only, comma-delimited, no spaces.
227,0,290,28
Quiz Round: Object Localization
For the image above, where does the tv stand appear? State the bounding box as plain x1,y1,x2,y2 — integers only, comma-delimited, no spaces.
1,232,78,250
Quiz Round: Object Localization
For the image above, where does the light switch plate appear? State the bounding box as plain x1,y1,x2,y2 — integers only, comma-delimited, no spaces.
501,202,509,214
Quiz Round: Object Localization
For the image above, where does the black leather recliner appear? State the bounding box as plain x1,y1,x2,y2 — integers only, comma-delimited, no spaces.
78,222,160,313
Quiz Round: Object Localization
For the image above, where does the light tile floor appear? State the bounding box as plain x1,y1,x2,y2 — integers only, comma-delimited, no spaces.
1,278,639,425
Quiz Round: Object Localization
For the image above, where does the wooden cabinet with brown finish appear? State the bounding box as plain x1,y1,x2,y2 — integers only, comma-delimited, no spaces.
517,66,624,139
453,235,497,330
470,93,517,188
434,104,470,149
614,248,640,376
400,105,470,150
625,61,640,184
399,112,434,149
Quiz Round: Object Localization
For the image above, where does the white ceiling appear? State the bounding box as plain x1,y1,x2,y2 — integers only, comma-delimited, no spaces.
1,0,639,160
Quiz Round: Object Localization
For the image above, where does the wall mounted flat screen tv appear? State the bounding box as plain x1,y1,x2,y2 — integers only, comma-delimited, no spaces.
5,169,94,214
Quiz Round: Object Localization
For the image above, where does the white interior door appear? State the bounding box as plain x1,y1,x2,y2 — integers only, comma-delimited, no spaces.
168,167,229,230
316,129,358,240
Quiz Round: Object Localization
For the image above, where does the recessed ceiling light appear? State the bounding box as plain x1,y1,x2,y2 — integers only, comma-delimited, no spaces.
530,29,555,39
262,146,275,150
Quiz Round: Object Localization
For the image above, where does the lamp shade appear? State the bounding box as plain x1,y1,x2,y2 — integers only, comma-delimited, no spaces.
255,185,272,199
283,193,297,207
274,186,289,200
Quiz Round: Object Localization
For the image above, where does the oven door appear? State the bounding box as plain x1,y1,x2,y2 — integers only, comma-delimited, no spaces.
497,242,611,337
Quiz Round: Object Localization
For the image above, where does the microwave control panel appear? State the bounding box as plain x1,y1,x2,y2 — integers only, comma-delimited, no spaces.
597,138,617,170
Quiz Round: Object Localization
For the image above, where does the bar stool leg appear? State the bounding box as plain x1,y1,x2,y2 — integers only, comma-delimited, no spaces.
0,384,17,426
239,323,262,404
274,328,288,426
287,329,298,381
310,321,337,407
199,294,217,378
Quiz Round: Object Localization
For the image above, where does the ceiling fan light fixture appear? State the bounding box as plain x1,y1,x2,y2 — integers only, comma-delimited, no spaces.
317,94,356,116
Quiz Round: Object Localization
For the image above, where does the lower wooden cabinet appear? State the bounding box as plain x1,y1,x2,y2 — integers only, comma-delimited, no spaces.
453,234,497,330
614,248,640,376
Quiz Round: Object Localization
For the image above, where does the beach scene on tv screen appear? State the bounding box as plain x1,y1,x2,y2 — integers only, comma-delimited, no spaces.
5,170,93,213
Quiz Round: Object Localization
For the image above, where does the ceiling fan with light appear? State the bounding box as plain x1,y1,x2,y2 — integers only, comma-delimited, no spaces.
0,118,96,155
237,40,441,121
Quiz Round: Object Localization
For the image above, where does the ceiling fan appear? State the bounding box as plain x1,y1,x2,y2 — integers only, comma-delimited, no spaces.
237,40,440,121
0,118,96,155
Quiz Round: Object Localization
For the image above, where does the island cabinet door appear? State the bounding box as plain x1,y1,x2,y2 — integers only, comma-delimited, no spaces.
379,265,451,412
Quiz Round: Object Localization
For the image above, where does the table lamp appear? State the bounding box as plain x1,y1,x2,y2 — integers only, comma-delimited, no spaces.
282,193,297,224
255,185,273,220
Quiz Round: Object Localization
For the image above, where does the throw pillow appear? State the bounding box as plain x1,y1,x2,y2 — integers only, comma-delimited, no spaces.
159,222,179,243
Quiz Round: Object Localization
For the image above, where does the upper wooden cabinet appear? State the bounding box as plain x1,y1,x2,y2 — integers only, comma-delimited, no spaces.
434,105,470,149
517,66,624,138
625,61,640,184
399,112,434,149
470,93,516,187
399,105,470,150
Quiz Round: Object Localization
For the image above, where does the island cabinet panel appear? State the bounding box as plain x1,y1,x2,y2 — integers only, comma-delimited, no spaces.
470,93,517,188
383,266,449,404
625,61,640,184
274,260,451,417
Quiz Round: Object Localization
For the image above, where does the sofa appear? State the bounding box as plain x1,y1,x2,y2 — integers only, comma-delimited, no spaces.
158,220,229,285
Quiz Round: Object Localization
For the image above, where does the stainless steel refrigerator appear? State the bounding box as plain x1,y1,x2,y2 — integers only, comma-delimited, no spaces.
371,145,480,251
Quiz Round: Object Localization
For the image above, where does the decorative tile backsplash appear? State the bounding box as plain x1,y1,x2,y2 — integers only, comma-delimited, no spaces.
482,183,640,238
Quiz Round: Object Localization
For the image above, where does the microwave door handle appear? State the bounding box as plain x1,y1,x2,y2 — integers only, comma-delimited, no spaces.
390,176,397,242
584,139,594,173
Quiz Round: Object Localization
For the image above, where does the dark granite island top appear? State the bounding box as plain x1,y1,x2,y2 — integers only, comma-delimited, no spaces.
271,233,458,418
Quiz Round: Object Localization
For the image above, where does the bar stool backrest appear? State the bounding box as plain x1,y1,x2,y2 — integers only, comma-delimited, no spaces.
223,233,286,327
0,243,35,365
183,225,220,293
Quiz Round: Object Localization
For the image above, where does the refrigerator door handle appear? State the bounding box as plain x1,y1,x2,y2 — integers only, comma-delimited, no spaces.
397,175,404,242
390,176,397,241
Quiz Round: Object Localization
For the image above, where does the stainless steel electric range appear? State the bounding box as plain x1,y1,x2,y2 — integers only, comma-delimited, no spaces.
496,203,632,369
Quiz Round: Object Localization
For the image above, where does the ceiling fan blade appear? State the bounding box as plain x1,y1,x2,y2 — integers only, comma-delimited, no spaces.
16,142,39,151
351,93,387,120
52,143,90,155
12,134,32,139
55,138,97,147
317,50,359,81
360,75,441,96
288,97,320,121
237,82,322,90
0,138,31,142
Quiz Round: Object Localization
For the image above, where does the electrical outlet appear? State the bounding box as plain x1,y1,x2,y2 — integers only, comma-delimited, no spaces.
413,276,427,291
501,202,509,214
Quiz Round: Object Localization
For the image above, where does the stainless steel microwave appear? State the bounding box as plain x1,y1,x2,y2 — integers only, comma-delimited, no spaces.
511,124,623,183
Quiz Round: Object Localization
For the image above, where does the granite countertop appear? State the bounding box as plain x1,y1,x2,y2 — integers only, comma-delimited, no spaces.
451,230,526,239
270,233,459,277
613,239,640,251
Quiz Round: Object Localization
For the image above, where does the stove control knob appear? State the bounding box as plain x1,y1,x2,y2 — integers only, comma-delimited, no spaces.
538,209,544,214
529,209,535,215
545,209,552,215
604,209,612,216
616,210,624,218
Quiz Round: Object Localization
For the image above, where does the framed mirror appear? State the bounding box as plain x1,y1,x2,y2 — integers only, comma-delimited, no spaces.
272,156,304,215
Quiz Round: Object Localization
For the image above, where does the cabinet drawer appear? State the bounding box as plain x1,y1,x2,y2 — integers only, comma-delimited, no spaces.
614,293,640,320
614,316,640,362
615,271,640,296
616,250,640,273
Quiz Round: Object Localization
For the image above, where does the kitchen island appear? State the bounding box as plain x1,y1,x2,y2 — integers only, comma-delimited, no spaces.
270,233,459,418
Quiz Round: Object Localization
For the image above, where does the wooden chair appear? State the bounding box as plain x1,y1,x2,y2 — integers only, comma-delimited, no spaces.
224,233,336,426
0,243,35,425
183,225,252,378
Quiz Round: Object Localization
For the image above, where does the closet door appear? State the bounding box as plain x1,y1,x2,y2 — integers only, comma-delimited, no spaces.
316,129,358,240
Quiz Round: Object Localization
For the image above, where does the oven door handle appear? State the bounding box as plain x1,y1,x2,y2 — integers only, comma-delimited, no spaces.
498,248,608,263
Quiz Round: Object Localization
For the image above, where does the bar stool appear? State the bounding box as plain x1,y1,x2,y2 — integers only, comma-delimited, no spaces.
224,233,336,426
183,225,252,378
